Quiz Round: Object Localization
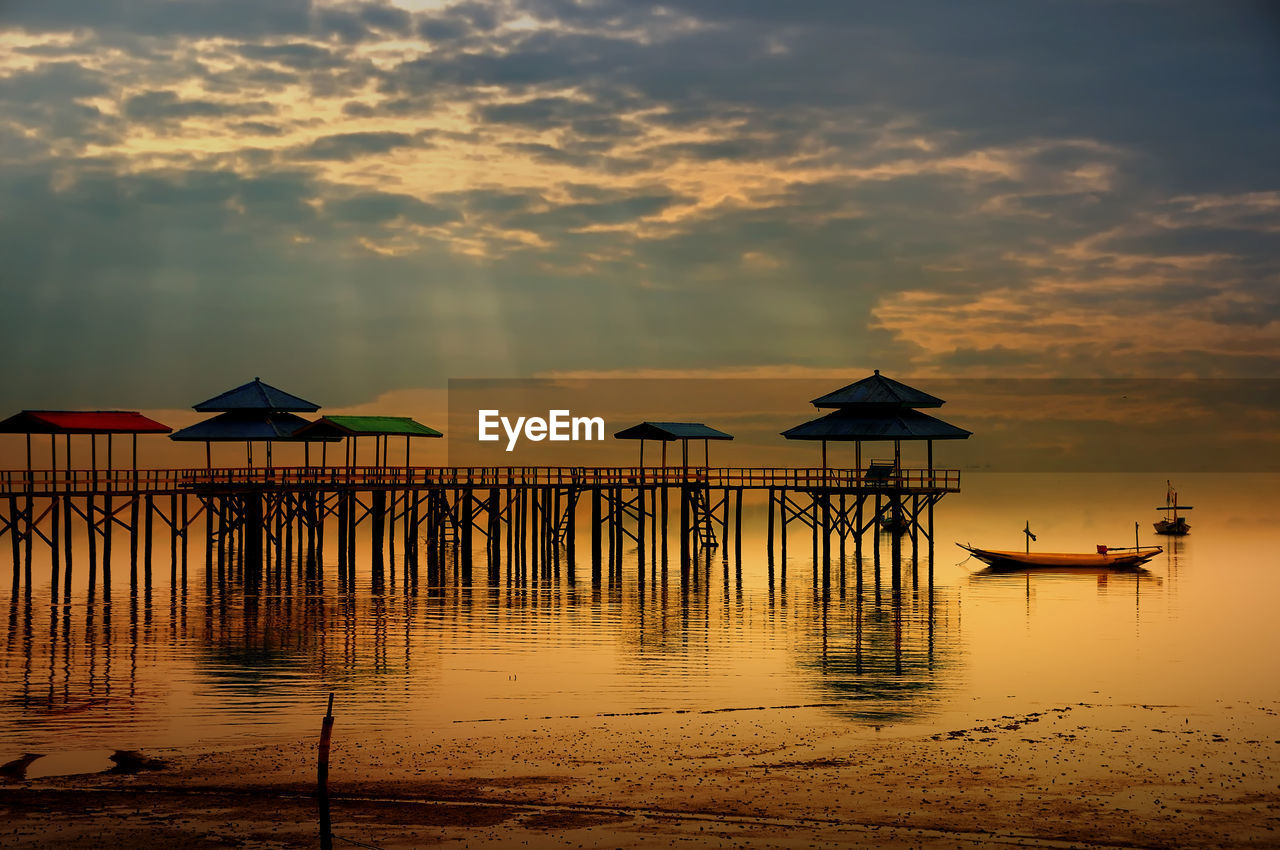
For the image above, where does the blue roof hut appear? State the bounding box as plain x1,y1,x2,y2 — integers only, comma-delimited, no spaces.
171,378,328,468
782,371,970,484
613,422,733,470
193,378,319,413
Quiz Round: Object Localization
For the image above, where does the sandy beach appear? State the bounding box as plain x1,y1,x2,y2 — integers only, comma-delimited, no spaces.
3,700,1277,848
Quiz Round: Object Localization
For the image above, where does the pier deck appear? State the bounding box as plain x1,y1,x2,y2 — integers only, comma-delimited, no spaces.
0,466,960,496
1,465,958,595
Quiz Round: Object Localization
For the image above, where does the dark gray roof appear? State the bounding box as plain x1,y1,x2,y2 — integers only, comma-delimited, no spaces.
614,422,734,441
782,407,971,441
811,371,945,408
170,411,334,442
193,378,320,412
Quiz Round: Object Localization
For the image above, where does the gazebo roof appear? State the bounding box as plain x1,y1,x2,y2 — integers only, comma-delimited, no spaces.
170,411,333,442
193,378,319,413
782,407,971,442
0,410,171,434
293,415,443,438
613,422,734,441
811,371,945,409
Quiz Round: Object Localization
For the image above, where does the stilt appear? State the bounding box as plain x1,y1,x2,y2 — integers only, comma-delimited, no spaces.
143,494,154,590
821,493,831,572
130,496,140,590
336,492,349,583
734,488,743,565
766,488,774,557
87,492,97,590
50,493,60,592
63,495,73,600
460,488,473,580
565,488,576,583
591,488,602,582
605,490,614,577
679,486,690,568
658,485,668,566
371,490,386,573
181,494,189,587
637,486,646,572
7,497,19,590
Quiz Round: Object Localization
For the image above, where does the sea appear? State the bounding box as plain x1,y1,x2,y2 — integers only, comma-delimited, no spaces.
1,473,1277,777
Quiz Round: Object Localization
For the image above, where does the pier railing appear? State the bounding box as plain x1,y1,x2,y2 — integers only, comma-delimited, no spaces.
0,466,961,494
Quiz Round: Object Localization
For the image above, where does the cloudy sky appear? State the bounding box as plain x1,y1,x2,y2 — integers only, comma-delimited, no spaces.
2,0,1278,409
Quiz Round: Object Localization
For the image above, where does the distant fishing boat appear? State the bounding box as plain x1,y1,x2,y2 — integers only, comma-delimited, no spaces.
957,543,1162,571
1154,481,1192,536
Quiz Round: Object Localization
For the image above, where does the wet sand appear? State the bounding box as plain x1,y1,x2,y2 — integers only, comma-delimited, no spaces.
2,701,1277,848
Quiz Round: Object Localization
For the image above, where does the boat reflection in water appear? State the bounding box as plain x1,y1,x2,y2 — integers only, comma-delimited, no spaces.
968,565,1164,594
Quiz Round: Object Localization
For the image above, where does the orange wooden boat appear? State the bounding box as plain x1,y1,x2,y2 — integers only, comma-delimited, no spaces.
957,543,1162,571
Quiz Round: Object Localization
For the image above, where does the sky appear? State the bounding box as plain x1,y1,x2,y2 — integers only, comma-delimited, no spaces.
1,0,1279,411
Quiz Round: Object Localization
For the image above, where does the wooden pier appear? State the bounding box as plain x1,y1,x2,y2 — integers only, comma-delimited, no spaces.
1,371,971,598
0,465,959,597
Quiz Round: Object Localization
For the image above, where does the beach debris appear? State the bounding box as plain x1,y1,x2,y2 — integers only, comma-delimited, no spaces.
108,749,167,773
0,752,44,780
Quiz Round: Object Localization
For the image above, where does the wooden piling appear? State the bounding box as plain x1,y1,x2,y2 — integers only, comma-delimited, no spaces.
336,492,348,582
660,485,669,566
371,489,386,572
318,693,335,850
637,486,646,571
144,494,154,590
591,488,602,582
734,488,743,563
86,492,97,589
766,488,774,557
62,495,73,600
7,497,18,590
679,486,690,568
50,493,60,591
565,489,576,582
821,493,831,571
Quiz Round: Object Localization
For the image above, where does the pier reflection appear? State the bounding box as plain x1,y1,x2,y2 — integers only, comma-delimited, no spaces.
797,566,958,722
0,533,960,753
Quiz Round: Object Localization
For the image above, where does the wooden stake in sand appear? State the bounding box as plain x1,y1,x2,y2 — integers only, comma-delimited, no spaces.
319,693,335,850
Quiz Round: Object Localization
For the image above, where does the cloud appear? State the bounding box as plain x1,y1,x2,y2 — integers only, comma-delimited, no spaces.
0,0,1277,410
235,42,345,71
122,89,276,123
327,191,458,226
1,0,313,40
294,131,422,161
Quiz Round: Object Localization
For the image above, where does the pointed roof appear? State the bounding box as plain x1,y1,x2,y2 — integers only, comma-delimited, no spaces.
613,422,734,441
782,407,971,441
0,410,171,434
193,378,319,413
170,411,330,442
811,370,944,409
294,415,443,438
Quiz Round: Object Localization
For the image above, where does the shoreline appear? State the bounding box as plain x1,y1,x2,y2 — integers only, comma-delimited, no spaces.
2,702,1276,848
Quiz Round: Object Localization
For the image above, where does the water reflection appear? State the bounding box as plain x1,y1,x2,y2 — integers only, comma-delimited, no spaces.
797,558,959,723
0,536,963,752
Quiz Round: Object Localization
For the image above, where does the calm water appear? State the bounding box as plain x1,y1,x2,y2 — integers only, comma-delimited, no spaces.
1,473,1277,765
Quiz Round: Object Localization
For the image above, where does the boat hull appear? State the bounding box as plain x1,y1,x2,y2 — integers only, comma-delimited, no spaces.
957,544,1162,571
1153,519,1189,536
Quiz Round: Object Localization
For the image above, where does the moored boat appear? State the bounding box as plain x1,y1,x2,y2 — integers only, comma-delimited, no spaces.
957,543,1162,571
1154,481,1192,536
